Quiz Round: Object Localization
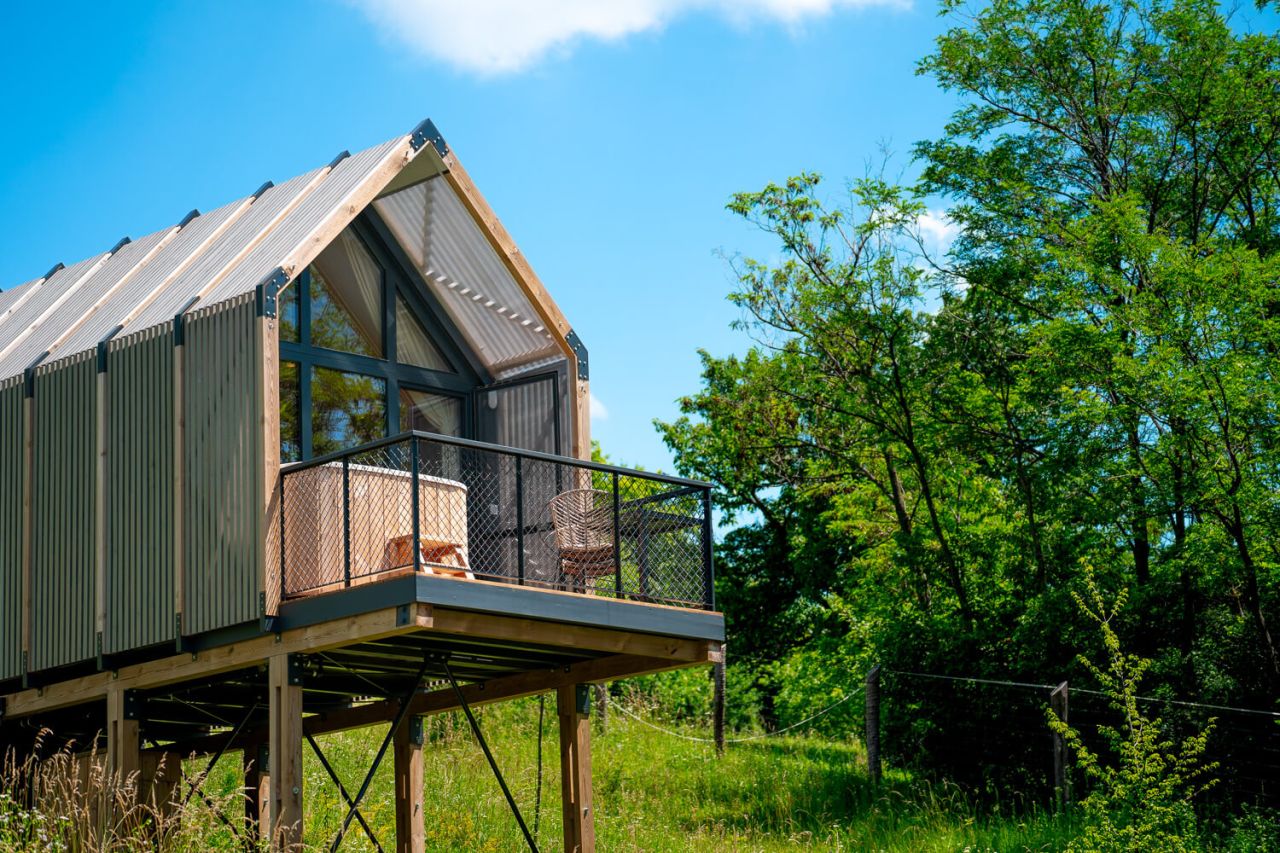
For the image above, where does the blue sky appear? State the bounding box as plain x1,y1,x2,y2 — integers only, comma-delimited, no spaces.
0,0,958,472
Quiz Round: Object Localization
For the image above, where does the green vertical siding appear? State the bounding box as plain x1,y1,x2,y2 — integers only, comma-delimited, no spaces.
183,294,263,635
105,325,176,654
0,377,24,681
30,352,97,672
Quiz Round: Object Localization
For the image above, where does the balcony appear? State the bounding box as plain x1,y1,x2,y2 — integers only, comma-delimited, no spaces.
279,431,715,610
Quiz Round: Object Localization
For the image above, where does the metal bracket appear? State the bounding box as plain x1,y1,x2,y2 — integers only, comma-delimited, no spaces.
95,324,124,373
20,652,28,690
409,118,449,158
255,267,288,319
286,654,305,687
172,295,201,345
122,689,143,721
95,632,104,671
566,329,589,380
408,715,425,748
396,603,412,627
575,684,592,717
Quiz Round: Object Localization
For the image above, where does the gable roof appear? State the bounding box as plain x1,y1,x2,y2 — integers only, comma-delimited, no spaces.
0,119,581,389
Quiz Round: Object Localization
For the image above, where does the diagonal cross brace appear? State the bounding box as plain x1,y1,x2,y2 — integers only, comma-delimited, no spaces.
442,658,540,853
307,732,384,853
329,653,432,852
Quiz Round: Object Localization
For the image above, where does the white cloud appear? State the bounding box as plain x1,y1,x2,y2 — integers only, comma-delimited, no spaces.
589,391,609,421
349,0,908,75
916,208,958,255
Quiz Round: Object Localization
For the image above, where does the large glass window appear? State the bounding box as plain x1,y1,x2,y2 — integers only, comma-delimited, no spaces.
396,296,452,372
311,368,387,457
400,388,463,436
279,219,481,462
280,361,302,463
310,230,383,358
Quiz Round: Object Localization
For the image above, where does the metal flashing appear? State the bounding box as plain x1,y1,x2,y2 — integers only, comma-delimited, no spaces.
328,150,352,169
566,329,589,379
409,118,448,157
22,351,49,398
172,295,201,344
42,262,65,281
109,236,132,254
251,180,274,200
95,324,124,373
177,209,200,228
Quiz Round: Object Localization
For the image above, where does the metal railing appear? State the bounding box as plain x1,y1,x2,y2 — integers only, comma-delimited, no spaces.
279,431,715,610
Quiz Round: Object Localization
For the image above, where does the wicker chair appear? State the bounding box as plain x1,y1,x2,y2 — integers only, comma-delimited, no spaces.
548,488,616,592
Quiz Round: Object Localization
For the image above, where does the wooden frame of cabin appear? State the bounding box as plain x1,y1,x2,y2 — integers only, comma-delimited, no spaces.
0,120,724,852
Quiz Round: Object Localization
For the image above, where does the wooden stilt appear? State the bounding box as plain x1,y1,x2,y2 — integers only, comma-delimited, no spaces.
268,654,303,851
557,684,595,853
105,687,140,785
140,750,181,814
394,716,425,853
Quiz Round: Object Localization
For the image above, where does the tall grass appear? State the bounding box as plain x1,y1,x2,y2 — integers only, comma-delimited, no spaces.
3,701,1075,852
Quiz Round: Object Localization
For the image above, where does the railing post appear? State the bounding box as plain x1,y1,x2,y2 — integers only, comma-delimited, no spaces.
342,456,351,588
701,488,715,610
278,475,287,600
515,456,525,585
612,471,622,598
410,438,421,573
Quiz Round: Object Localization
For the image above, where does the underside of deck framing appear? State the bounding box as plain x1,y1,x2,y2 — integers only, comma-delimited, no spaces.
0,574,723,852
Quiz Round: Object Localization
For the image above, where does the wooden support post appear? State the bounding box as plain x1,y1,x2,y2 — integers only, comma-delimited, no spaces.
557,684,596,853
1051,681,1070,808
268,654,303,851
106,687,140,785
865,665,881,785
140,751,181,815
394,716,425,853
712,657,726,757
243,742,269,840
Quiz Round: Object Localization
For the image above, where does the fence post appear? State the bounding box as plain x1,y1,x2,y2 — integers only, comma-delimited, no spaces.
410,438,421,573
342,456,351,588
866,665,881,784
1051,680,1070,808
713,652,726,757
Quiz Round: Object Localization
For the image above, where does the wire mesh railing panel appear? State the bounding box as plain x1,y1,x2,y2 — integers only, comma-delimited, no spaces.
279,432,714,609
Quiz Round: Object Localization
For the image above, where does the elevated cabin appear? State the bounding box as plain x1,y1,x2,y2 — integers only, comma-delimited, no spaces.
0,120,723,852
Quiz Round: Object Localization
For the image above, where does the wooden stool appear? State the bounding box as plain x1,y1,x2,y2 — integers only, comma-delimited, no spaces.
383,535,473,579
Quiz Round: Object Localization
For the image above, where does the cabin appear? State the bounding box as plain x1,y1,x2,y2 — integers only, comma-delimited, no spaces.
0,119,723,852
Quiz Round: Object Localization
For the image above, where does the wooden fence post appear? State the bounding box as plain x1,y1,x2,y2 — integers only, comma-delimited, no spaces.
865,665,881,784
712,656,726,757
1051,680,1070,808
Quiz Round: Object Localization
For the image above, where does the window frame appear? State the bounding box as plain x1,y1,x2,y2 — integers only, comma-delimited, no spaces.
279,214,489,460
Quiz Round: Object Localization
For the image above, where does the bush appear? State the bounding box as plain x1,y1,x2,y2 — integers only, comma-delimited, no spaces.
1049,567,1218,853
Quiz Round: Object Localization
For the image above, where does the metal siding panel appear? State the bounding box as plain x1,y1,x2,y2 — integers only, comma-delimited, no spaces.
201,139,405,305
183,295,260,634
128,171,323,333
0,378,23,679
0,229,175,378
105,325,175,654
29,352,97,671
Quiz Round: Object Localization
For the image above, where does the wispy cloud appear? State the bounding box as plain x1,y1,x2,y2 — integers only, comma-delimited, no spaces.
916,208,958,256
589,391,609,421
349,0,909,75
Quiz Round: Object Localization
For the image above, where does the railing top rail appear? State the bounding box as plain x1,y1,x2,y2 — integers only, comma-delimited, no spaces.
280,429,715,491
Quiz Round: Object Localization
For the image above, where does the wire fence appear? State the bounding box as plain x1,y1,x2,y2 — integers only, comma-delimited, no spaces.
611,664,1280,809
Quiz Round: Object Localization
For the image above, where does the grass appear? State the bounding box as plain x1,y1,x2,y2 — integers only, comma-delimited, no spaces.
190,697,1075,852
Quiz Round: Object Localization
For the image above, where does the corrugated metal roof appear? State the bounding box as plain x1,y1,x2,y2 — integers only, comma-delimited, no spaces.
0,119,573,386
52,198,253,357
0,228,176,377
373,177,562,379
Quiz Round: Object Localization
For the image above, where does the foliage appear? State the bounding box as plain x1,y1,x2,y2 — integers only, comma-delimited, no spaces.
656,0,1280,809
1049,568,1219,852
